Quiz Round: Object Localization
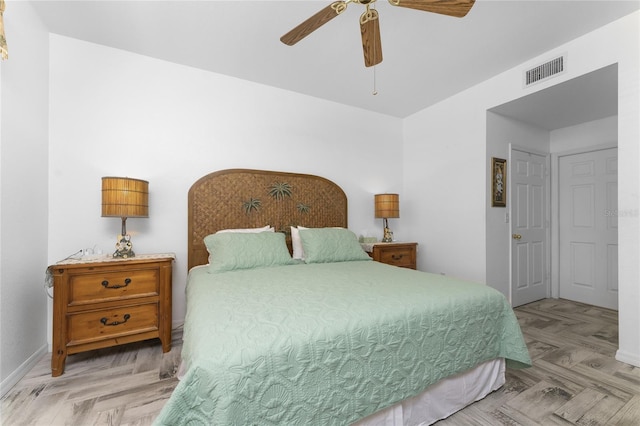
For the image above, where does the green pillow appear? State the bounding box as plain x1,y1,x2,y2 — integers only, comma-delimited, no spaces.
299,228,372,264
204,232,294,273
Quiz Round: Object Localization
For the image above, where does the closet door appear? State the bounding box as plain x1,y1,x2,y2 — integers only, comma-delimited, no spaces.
559,147,618,310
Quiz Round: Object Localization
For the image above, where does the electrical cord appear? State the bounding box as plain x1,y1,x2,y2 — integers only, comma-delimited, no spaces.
44,249,84,299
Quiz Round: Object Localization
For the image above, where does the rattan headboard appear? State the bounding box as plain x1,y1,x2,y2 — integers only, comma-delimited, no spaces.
188,169,348,270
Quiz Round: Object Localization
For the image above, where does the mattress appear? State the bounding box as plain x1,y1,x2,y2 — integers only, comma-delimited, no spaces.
155,261,530,425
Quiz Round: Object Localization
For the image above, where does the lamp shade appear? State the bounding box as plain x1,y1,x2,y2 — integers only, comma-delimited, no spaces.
374,193,399,218
101,177,149,218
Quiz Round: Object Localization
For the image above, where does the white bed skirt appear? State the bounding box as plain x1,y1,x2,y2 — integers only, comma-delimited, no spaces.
353,358,506,426
175,357,505,425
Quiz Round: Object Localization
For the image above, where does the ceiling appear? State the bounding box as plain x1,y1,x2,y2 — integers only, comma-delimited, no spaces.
30,0,639,121
490,63,619,130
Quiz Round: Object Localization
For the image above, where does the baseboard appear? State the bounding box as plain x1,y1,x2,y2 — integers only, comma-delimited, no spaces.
615,349,640,368
0,344,48,398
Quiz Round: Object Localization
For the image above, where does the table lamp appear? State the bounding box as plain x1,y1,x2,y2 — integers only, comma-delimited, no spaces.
374,193,399,242
101,177,149,258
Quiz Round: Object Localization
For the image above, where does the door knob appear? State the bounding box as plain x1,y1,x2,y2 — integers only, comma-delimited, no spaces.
512,234,522,240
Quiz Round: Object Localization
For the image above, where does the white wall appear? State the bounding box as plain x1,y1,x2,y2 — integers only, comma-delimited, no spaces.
403,96,488,281
403,12,639,366
48,35,404,331
0,2,50,393
551,115,618,153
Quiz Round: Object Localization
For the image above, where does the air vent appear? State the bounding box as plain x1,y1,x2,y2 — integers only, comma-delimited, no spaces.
524,54,566,87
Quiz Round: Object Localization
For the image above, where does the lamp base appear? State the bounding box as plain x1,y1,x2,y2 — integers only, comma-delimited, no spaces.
113,234,135,258
381,218,394,242
382,227,394,243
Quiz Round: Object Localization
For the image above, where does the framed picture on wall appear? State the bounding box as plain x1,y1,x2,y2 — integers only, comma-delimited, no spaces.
491,157,507,207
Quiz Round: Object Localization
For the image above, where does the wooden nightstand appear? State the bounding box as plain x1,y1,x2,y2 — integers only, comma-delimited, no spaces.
364,242,418,269
48,253,174,377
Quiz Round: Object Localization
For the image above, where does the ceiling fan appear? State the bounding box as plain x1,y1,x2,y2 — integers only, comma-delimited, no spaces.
280,0,476,67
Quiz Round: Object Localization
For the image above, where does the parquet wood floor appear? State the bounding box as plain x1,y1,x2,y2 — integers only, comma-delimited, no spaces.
1,299,638,425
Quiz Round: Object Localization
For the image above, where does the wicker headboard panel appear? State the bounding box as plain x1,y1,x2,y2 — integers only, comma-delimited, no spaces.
188,169,348,270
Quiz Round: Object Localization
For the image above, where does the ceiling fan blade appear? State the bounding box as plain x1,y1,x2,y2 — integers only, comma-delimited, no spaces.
280,1,347,46
360,10,383,67
389,0,475,18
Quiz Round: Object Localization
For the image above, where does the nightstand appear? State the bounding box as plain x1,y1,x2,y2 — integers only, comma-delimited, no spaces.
48,253,174,377
363,242,418,269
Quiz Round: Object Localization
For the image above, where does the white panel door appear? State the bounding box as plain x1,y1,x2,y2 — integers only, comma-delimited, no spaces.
559,148,618,310
511,149,549,307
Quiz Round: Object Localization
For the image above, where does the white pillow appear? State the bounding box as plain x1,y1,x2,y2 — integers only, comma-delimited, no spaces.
290,226,308,260
216,225,273,234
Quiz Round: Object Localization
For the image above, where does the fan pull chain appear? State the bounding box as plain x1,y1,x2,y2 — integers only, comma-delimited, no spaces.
372,2,378,95
372,65,378,95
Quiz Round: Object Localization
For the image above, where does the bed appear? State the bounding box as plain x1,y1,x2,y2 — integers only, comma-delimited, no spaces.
155,169,531,425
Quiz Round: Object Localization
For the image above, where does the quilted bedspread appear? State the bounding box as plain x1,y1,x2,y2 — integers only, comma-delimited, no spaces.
155,261,530,425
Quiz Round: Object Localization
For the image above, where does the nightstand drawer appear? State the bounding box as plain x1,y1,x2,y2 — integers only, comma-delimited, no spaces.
368,242,417,269
376,247,415,267
69,268,159,305
67,303,159,346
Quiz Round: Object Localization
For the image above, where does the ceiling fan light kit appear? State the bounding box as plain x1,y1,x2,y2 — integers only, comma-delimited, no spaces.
280,0,475,67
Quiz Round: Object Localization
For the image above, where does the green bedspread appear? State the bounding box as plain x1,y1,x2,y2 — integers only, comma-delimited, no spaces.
155,261,530,425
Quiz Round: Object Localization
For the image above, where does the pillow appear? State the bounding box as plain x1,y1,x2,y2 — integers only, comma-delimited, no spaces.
291,226,343,260
204,232,294,273
299,228,372,264
290,226,308,260
216,225,273,233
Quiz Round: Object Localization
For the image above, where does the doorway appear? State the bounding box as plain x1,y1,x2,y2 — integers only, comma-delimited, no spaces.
556,146,618,310
509,146,550,307
488,65,618,309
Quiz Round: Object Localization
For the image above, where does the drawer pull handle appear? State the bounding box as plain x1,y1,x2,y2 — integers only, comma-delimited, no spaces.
100,314,130,326
101,278,132,289
392,254,404,260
